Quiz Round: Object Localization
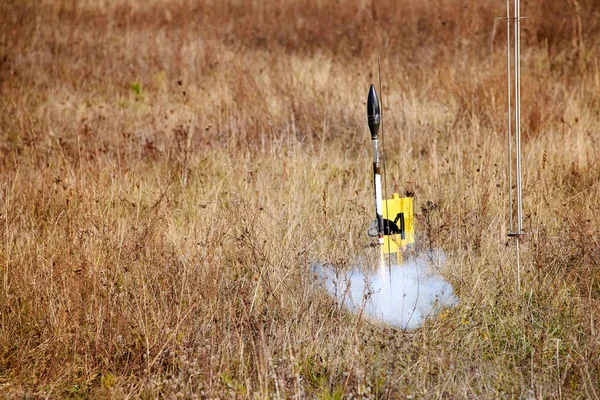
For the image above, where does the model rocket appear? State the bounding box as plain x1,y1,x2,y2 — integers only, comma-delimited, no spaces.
367,85,385,246
366,84,415,265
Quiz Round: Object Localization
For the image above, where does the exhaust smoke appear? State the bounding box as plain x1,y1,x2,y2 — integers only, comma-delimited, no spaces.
312,251,458,330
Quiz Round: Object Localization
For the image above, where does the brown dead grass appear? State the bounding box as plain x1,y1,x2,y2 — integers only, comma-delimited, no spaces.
1,0,600,398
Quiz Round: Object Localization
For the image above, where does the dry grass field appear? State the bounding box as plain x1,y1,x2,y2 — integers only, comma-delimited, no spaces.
1,0,600,398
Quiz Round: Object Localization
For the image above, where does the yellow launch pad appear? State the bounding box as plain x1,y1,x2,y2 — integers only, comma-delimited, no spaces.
382,193,414,259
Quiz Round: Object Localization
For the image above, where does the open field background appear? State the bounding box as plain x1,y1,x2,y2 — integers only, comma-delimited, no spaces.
1,0,600,397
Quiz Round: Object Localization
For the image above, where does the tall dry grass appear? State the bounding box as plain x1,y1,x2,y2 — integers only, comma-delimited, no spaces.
1,0,600,397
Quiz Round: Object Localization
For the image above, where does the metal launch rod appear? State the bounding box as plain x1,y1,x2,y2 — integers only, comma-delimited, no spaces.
378,58,393,276
504,0,524,292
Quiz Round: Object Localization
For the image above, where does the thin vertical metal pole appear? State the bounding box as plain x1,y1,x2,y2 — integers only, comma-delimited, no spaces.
515,0,523,234
514,0,523,292
506,0,513,234
506,0,523,292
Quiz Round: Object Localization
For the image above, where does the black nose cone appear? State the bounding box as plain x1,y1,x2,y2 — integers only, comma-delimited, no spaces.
367,84,380,140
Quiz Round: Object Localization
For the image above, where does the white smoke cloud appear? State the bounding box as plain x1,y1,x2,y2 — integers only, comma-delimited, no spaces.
312,250,458,330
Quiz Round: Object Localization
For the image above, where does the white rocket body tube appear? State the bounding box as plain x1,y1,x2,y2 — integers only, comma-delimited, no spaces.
372,139,384,245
